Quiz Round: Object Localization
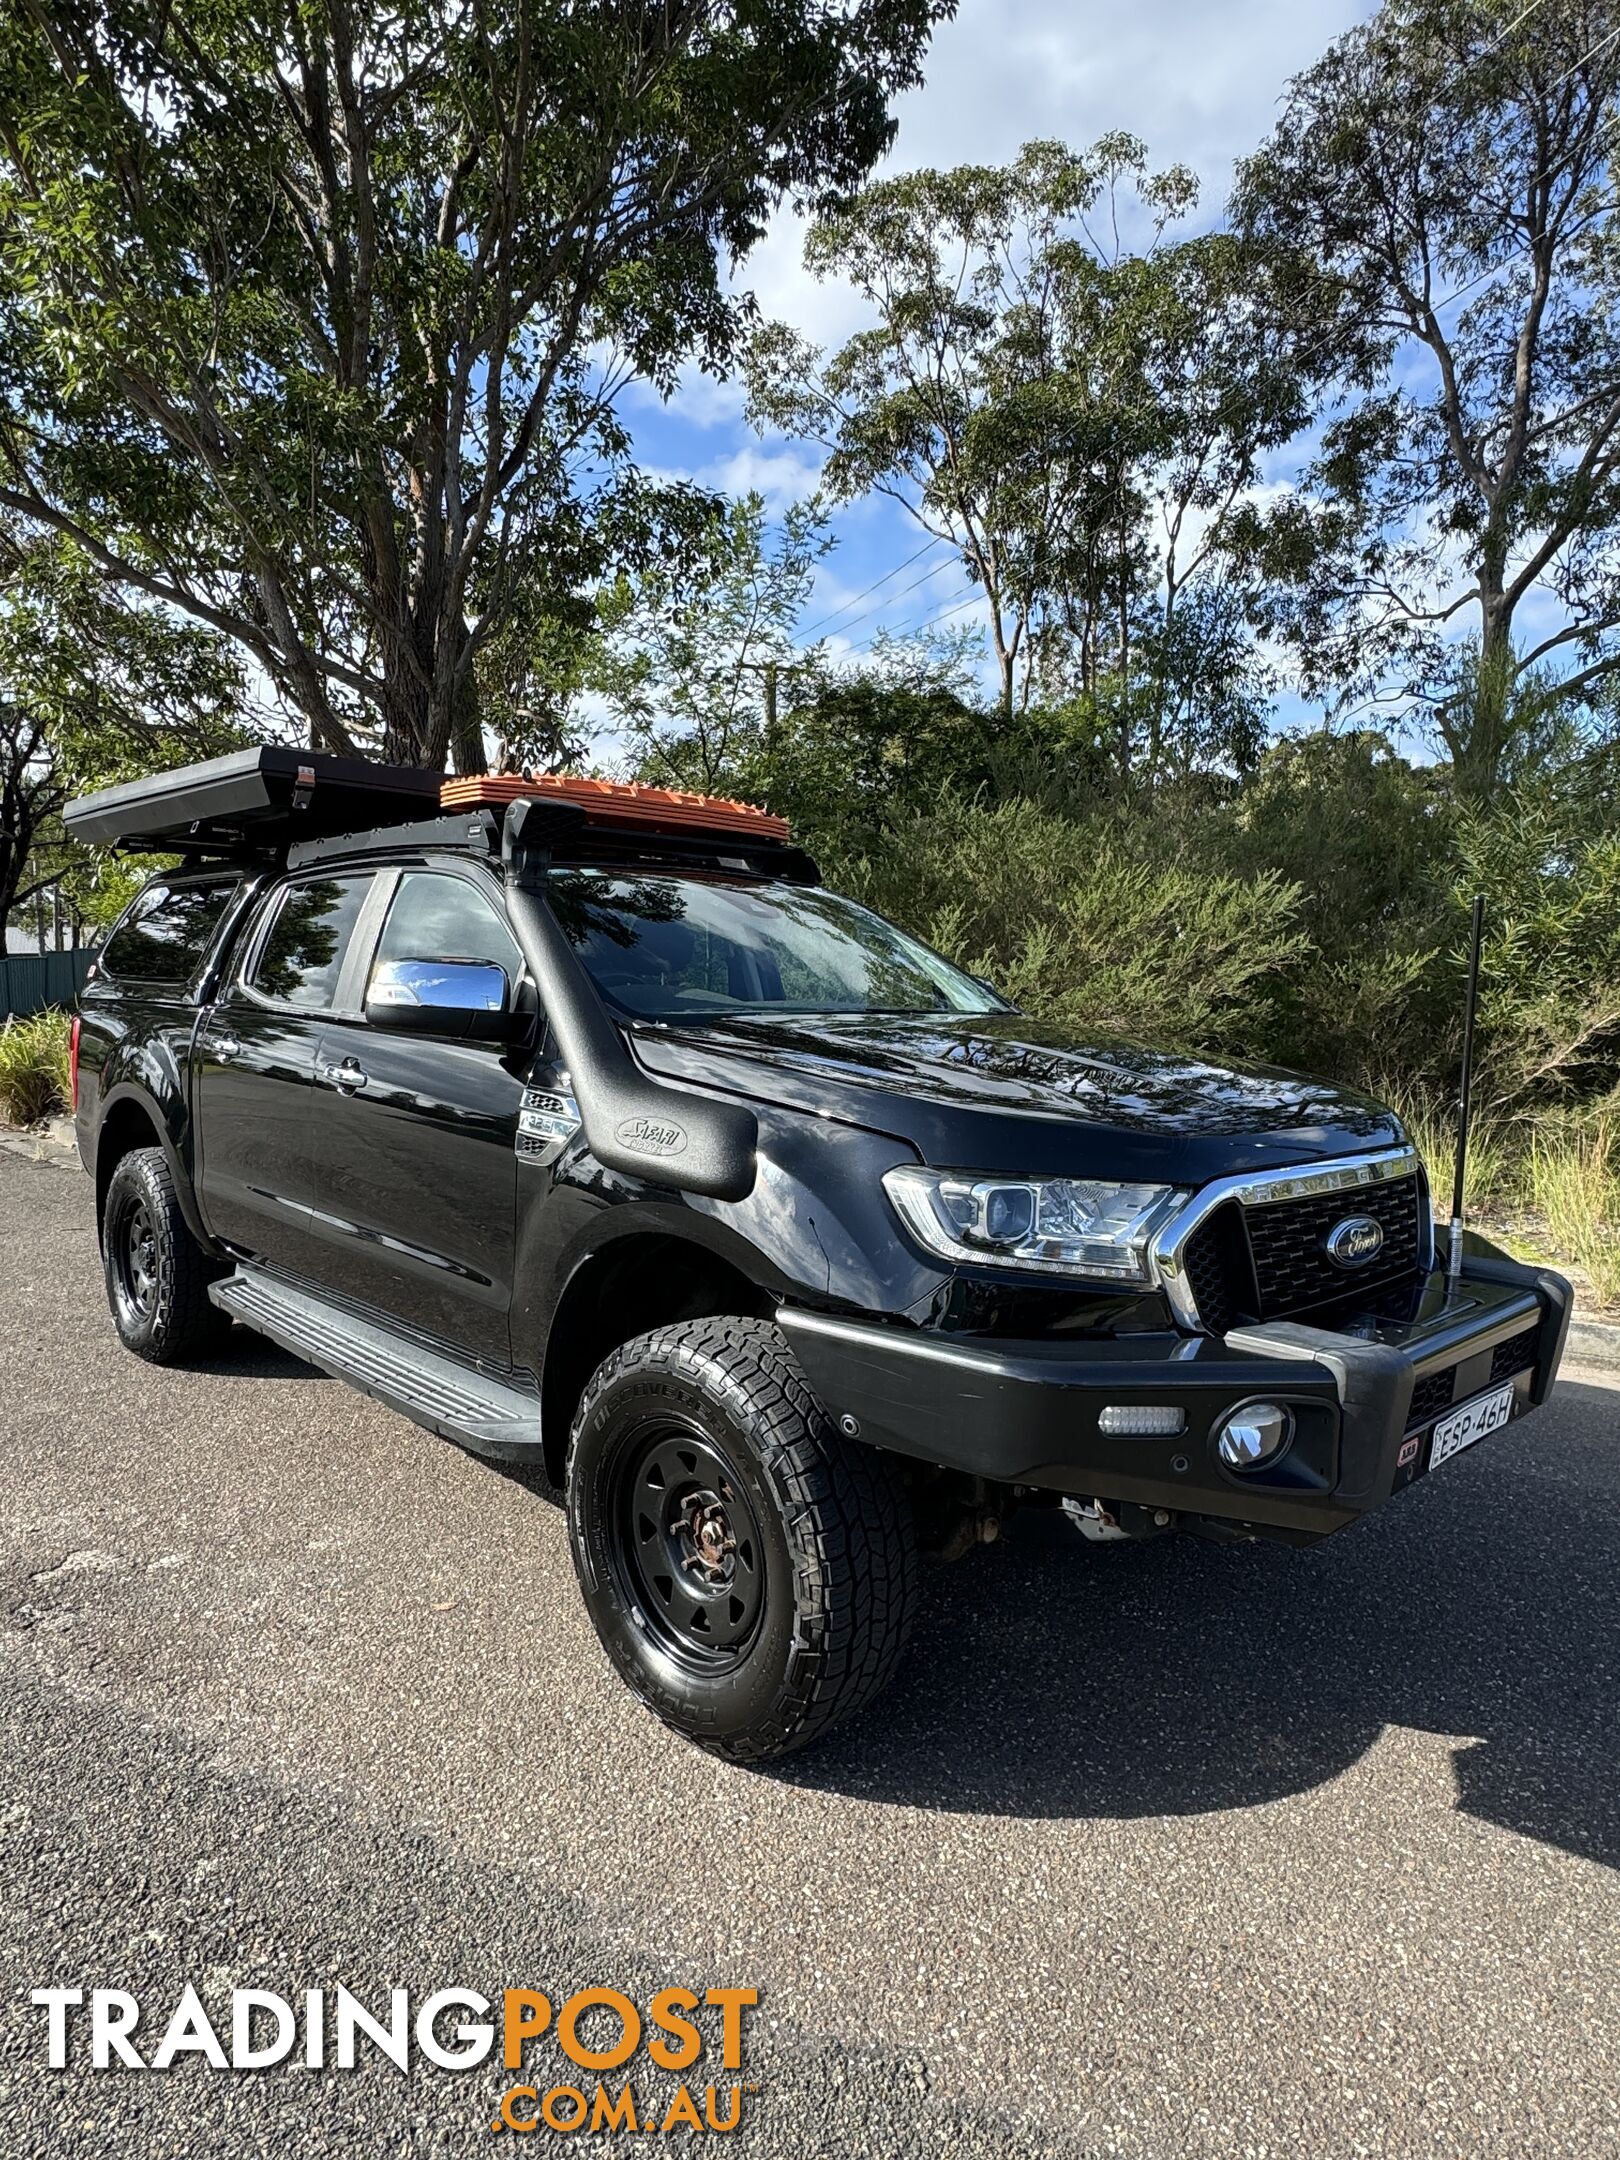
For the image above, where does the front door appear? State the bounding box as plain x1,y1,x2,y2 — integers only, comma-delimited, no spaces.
303,865,526,1366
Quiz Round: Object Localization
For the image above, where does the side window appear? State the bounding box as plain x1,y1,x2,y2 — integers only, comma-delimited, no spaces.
369,872,521,983
99,878,241,988
248,874,374,1011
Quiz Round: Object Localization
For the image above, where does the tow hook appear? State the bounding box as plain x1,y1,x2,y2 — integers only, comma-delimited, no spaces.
1063,1498,1177,1541
917,1475,1007,1564
1063,1497,1130,1542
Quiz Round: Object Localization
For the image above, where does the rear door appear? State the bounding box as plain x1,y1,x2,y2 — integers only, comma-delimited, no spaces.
299,864,526,1365
77,872,246,1159
193,869,382,1277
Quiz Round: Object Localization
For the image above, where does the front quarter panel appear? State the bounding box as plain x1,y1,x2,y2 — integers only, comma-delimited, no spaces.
513,1100,937,1364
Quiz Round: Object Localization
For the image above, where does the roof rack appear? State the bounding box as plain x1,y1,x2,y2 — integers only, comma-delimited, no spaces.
65,753,818,882
440,773,791,845
64,747,442,854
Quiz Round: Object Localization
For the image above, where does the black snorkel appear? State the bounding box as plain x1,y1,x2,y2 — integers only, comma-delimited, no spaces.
499,796,759,1201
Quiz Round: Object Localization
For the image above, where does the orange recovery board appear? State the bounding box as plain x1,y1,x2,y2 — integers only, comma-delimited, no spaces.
440,772,790,845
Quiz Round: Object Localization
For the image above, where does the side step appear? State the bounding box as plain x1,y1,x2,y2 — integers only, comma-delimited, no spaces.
209,1269,543,1461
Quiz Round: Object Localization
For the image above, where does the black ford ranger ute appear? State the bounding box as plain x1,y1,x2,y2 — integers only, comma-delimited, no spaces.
66,749,1572,1762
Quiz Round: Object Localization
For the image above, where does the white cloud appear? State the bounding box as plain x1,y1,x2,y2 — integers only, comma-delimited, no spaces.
623,365,749,434
731,0,1376,350
696,440,826,515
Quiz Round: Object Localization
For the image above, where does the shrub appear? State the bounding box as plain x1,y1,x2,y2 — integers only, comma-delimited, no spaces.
1455,782,1620,1114
0,1010,72,1127
833,790,1310,1052
1207,730,1455,1086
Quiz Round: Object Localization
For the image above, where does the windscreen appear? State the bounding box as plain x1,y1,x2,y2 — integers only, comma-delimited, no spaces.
546,869,1004,1021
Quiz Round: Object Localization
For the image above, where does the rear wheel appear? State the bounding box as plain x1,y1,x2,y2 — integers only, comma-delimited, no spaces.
103,1147,226,1364
565,1318,917,1762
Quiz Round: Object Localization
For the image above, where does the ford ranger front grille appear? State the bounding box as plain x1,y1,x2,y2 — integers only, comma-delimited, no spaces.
1244,1174,1424,1317
1160,1149,1430,1334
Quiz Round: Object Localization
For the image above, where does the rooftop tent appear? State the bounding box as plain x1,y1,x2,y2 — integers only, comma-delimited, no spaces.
63,747,443,853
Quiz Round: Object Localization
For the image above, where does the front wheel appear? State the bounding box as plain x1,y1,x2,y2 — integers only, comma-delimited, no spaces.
565,1318,918,1762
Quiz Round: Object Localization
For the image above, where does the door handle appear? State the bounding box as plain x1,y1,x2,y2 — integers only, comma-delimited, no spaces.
318,1057,368,1094
212,1032,242,1063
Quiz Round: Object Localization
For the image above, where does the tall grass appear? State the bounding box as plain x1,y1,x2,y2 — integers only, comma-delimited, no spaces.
1530,1123,1620,1308
1387,1087,1515,1213
0,1010,72,1128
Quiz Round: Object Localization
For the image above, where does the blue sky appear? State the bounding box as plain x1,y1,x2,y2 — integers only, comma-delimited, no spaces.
612,0,1377,707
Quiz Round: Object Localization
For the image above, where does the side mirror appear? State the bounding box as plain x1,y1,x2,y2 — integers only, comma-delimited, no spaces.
365,957,526,1043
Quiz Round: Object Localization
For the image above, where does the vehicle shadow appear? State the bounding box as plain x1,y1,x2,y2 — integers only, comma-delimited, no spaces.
182,1328,332,1384
775,1376,1620,1871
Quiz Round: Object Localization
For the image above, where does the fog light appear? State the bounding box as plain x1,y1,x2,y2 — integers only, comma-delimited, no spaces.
1097,1405,1186,1436
1215,1401,1293,1470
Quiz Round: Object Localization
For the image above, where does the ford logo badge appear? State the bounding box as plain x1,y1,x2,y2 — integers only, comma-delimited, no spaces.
1325,1214,1385,1268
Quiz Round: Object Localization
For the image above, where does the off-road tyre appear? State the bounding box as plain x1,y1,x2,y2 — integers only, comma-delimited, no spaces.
102,1146,227,1364
565,1318,918,1762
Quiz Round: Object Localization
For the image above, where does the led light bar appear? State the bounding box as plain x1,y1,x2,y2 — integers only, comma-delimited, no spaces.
1097,1405,1186,1437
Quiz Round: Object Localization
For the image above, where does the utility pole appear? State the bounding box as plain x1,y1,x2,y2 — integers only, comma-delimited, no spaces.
738,657,786,731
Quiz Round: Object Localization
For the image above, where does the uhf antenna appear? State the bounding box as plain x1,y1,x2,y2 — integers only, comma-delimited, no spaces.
1447,894,1486,1283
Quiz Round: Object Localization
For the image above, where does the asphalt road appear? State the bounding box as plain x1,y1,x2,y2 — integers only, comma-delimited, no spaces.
2,1147,1618,2159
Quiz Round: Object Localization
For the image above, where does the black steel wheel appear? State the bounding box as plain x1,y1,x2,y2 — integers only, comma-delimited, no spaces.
111,1189,161,1332
611,1426,768,1669
566,1318,918,1762
101,1146,227,1364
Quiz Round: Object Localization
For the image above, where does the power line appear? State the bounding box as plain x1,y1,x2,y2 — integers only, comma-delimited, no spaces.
846,584,985,654
794,534,950,640
806,549,965,645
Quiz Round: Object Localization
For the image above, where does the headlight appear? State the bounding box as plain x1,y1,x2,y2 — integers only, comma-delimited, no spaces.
882,1167,1187,1282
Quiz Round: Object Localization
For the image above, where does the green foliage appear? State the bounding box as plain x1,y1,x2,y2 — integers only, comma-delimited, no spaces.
748,134,1310,764
0,1011,71,1127
0,523,244,930
729,631,1025,851
832,789,1310,1051
1208,729,1454,1082
0,0,953,766
1453,769,1620,1111
1386,1086,1515,1212
598,494,832,793
1236,0,1620,781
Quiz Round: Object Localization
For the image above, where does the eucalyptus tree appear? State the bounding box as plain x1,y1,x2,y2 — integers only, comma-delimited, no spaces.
0,0,953,770
593,492,831,794
1237,0,1620,793
747,135,1309,771
0,522,242,931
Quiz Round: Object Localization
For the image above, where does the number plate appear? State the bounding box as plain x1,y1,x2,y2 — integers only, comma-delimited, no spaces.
1428,1381,1515,1471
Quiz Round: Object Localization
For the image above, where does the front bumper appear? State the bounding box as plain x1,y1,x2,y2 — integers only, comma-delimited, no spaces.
779,1250,1572,1542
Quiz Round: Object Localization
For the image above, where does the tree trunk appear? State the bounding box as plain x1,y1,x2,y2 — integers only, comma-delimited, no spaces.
1447,573,1517,803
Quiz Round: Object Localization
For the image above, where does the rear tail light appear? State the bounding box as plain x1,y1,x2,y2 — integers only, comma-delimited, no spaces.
69,1016,81,1112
